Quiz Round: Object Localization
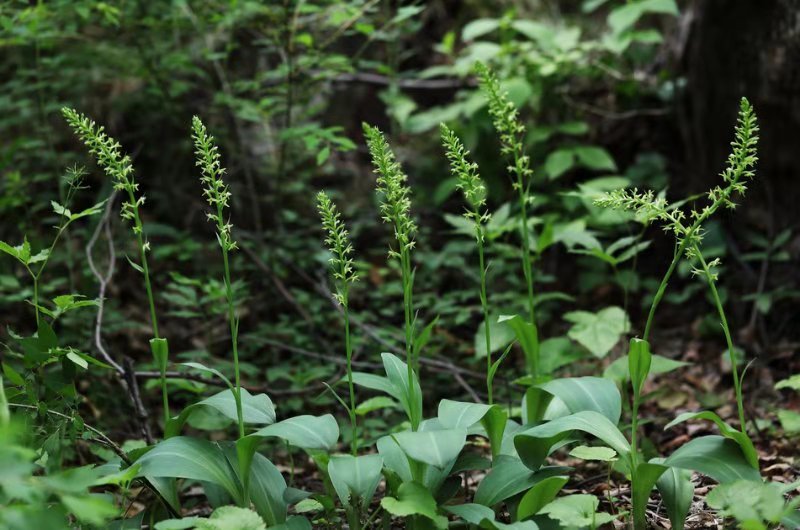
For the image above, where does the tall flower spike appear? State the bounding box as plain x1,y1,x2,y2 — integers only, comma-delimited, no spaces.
317,191,359,305
62,108,142,228
440,123,488,225
363,123,417,255
192,116,237,252
474,62,532,182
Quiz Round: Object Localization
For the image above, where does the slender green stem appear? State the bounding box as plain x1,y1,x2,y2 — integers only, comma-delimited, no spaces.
343,299,358,455
475,218,493,404
220,236,244,439
513,152,536,329
693,245,747,431
127,189,169,426
400,246,419,431
32,274,40,326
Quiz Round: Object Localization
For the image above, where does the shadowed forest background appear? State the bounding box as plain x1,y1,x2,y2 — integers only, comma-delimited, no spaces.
1,1,799,529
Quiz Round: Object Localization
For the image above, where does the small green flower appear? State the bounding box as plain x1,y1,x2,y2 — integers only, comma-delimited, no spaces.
317,191,358,305
440,123,489,227
192,116,237,252
363,123,417,256
62,108,142,228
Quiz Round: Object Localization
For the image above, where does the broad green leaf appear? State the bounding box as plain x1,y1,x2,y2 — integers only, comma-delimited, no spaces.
246,453,288,525
381,481,448,529
603,353,689,383
500,315,540,377
61,494,118,526
381,352,423,427
354,396,398,416
572,145,617,172
564,306,630,358
195,506,266,530
544,149,574,180
181,362,233,391
392,428,466,468
655,462,693,530
377,435,412,483
66,351,88,370
517,475,569,520
664,435,761,483
135,437,242,503
444,503,495,525
778,409,800,434
0,239,30,265
166,389,275,438
539,494,616,528
569,445,617,462
438,399,507,457
665,411,758,468
438,399,494,429
474,455,568,507
515,411,630,471
462,18,500,40
475,314,515,358
328,454,383,507
351,373,400,401
251,414,338,451
539,376,622,424
607,0,678,35
446,503,541,529
631,462,668,530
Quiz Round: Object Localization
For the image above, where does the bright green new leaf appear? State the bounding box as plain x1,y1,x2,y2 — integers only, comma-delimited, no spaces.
539,494,616,528
603,353,689,383
564,306,630,358
328,454,383,507
381,481,448,529
569,445,617,462
707,480,790,529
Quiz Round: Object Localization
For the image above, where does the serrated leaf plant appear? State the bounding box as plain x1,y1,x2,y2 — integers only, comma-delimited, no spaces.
62,108,171,426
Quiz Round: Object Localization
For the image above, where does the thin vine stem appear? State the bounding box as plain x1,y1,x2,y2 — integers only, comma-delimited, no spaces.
693,244,747,431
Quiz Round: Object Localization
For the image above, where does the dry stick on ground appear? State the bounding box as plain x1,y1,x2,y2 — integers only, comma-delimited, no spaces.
86,191,154,444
